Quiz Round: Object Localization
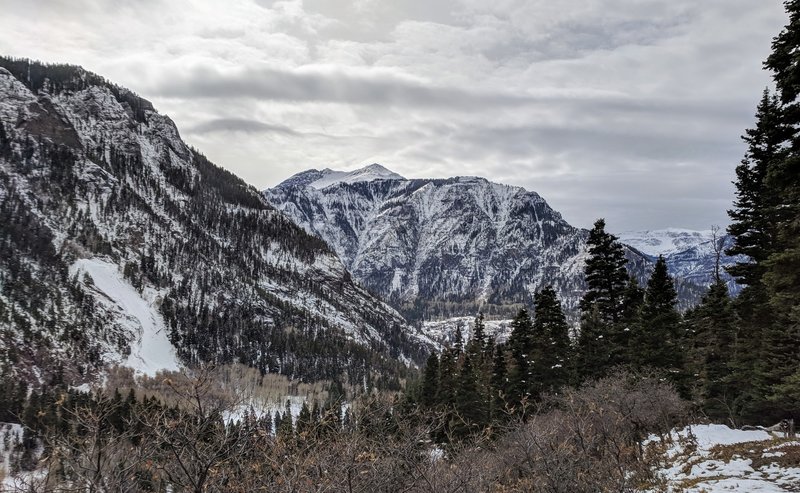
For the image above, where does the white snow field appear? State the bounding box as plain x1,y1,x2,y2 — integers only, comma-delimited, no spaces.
647,424,800,492
70,258,181,376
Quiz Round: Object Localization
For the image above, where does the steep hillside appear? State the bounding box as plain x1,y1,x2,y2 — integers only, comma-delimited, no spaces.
0,58,431,387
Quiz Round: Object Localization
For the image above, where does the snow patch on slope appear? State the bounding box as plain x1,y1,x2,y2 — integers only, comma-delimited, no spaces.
69,258,180,376
308,163,405,189
421,316,514,349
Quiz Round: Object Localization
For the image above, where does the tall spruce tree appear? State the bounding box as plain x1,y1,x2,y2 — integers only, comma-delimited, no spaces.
685,281,740,421
437,349,457,410
577,219,630,378
532,286,572,393
725,90,787,421
421,353,440,408
490,344,509,421
762,0,800,419
454,352,487,438
507,308,535,409
727,89,785,286
620,276,645,365
634,256,682,374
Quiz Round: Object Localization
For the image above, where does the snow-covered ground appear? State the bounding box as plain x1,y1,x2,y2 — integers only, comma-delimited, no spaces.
647,424,800,492
70,257,181,377
0,423,22,484
421,316,514,348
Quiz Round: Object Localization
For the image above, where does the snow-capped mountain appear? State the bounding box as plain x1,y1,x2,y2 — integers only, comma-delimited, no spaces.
618,229,741,294
0,59,431,386
265,165,715,323
283,163,405,190
265,165,670,322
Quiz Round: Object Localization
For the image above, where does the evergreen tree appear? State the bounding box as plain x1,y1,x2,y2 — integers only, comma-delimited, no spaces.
532,286,572,394
634,256,683,374
420,353,440,408
490,345,508,422
469,312,487,357
620,276,645,365
751,2,800,418
685,281,740,421
507,308,535,408
296,401,312,435
453,352,486,438
437,349,457,410
727,89,785,286
577,219,630,378
453,326,464,355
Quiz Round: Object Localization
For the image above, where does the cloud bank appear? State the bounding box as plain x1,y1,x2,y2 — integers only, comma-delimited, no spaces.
0,0,786,230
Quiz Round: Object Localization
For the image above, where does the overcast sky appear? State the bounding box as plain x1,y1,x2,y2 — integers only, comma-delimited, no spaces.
0,0,787,231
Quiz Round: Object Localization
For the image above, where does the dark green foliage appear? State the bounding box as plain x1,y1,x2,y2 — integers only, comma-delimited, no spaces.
437,349,457,410
577,219,630,378
420,353,439,408
490,344,508,421
684,281,740,421
506,308,535,407
700,2,800,422
581,219,629,326
532,286,573,393
726,90,786,287
633,257,683,374
453,352,486,438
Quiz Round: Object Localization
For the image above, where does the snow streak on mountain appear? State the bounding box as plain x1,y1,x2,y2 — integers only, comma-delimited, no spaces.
0,59,432,386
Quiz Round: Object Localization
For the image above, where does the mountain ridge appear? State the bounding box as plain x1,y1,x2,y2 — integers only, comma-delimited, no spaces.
0,58,431,387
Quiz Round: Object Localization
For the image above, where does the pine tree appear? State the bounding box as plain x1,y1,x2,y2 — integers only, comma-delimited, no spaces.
453,352,486,438
470,312,486,356
577,219,630,379
685,281,740,421
753,1,800,419
507,308,534,409
437,349,457,410
634,256,682,374
296,401,312,435
453,326,464,355
532,286,572,394
490,345,508,422
620,276,645,365
727,89,785,286
420,353,440,408
723,91,784,418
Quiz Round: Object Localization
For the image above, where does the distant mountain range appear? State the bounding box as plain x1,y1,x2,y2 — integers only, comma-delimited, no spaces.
265,165,737,322
618,229,741,295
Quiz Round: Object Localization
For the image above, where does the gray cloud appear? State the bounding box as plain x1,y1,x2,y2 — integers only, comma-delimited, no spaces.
0,0,788,231
152,65,546,109
187,118,300,135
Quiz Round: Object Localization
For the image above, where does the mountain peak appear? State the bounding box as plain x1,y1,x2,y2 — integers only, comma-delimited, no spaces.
277,163,406,190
